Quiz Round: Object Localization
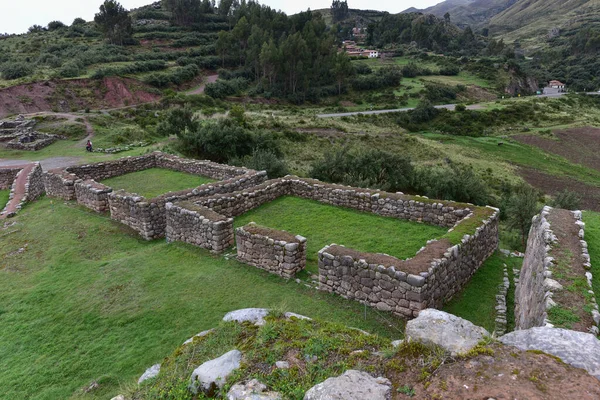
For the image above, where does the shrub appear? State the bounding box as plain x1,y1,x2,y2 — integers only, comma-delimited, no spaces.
58,60,83,78
0,62,33,80
47,21,66,31
505,184,541,246
354,63,372,75
455,104,467,112
412,163,490,205
72,17,87,25
156,104,198,137
204,78,248,98
439,65,460,75
310,148,413,192
233,149,289,178
551,189,581,210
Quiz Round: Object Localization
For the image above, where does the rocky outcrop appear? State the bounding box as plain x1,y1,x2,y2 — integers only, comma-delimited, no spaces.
405,309,490,356
303,370,391,400
500,327,600,380
223,308,269,326
189,349,242,395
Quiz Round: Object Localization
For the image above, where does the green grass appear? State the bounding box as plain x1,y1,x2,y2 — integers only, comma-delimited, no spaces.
0,198,405,400
583,211,600,306
0,189,9,210
233,196,447,273
422,72,493,88
443,253,522,332
101,168,215,198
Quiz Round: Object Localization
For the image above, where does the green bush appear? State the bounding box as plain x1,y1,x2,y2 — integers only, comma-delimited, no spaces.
412,163,491,205
232,149,289,178
0,62,33,80
58,60,83,78
551,189,581,210
204,78,248,98
310,148,413,192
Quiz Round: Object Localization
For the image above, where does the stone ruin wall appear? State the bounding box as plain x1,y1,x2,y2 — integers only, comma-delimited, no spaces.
75,180,112,213
236,224,307,279
515,208,554,330
192,176,471,227
165,201,234,253
318,209,499,318
24,163,45,202
0,168,20,189
109,171,266,240
516,207,600,333
43,170,78,200
41,152,266,240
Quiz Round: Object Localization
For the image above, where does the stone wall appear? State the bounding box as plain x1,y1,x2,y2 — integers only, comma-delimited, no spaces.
165,201,234,252
515,207,560,330
24,163,45,202
318,209,499,318
42,169,78,200
0,168,20,189
74,180,112,213
109,171,266,240
516,207,600,333
236,223,307,279
193,177,471,227
42,152,266,239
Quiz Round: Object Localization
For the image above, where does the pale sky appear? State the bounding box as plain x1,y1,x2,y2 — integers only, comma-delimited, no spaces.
1,0,444,34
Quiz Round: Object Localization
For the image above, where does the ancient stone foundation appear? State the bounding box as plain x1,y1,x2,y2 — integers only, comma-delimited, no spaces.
318,209,499,318
236,223,307,279
0,168,20,189
167,176,499,317
43,152,266,240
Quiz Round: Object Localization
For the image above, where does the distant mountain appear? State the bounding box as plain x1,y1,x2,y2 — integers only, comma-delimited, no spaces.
402,0,516,29
403,0,600,50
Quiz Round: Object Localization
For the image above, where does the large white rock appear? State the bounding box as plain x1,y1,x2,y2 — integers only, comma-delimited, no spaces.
189,350,242,394
223,308,270,326
303,370,391,400
138,364,160,384
405,309,490,356
500,327,600,380
227,379,282,400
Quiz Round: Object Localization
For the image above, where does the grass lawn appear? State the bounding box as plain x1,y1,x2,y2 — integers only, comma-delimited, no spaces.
0,198,406,400
583,211,600,305
422,72,493,88
101,168,215,198
233,196,447,273
443,253,522,332
0,189,9,210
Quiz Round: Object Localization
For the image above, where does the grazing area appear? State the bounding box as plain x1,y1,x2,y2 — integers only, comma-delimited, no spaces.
0,198,404,400
101,168,215,198
443,254,520,333
233,196,448,273
0,189,9,210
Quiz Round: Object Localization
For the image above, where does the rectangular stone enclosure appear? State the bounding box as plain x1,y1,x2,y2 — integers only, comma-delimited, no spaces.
165,176,499,318
42,152,266,240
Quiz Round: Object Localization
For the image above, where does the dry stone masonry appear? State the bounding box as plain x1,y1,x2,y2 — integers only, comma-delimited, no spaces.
0,115,60,151
167,176,499,317
0,168,20,189
236,223,307,279
516,207,600,333
42,152,266,240
165,201,234,252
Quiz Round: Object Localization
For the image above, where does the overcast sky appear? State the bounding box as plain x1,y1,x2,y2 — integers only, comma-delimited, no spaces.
1,0,444,34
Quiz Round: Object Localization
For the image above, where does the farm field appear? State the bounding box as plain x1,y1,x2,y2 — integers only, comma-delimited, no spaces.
101,168,215,198
233,196,447,273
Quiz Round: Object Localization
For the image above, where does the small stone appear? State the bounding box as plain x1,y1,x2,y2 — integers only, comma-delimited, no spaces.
275,361,289,369
138,364,160,384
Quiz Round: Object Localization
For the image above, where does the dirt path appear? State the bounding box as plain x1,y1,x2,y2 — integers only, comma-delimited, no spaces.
20,111,95,147
0,163,34,219
186,74,218,95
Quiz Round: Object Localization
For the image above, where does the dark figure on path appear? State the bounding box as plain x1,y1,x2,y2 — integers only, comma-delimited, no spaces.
86,140,93,152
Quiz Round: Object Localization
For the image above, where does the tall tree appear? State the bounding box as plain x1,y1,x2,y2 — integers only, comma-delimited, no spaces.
331,0,349,23
94,0,132,45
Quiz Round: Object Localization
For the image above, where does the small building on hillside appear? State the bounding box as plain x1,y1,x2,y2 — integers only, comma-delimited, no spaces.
549,80,566,90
